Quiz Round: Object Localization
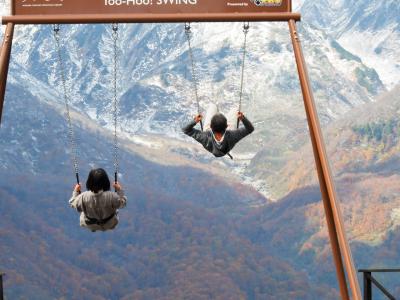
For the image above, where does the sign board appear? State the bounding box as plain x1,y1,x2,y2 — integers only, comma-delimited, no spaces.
13,0,291,15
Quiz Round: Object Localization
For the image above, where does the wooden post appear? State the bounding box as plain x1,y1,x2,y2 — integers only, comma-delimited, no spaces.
0,22,15,124
363,272,372,300
0,273,4,300
288,19,362,300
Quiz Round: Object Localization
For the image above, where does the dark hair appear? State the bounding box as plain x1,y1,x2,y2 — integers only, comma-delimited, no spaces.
211,113,228,134
86,168,111,193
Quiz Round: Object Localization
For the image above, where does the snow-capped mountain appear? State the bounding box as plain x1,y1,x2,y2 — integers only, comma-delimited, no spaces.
11,21,380,128
301,0,400,89
1,0,395,198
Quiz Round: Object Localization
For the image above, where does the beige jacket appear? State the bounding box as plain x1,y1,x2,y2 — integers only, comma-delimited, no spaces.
69,189,127,232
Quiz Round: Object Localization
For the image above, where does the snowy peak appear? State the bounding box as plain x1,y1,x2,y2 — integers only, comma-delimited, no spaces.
301,0,400,89
301,0,400,34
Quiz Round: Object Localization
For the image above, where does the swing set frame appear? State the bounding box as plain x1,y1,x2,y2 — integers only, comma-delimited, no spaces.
0,0,361,299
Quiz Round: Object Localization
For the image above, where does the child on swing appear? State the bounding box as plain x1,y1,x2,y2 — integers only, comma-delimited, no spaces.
69,168,127,232
182,103,254,158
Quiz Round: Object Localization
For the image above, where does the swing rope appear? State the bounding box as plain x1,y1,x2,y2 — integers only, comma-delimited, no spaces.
237,22,250,129
184,22,203,131
53,24,121,187
53,24,80,185
111,23,119,187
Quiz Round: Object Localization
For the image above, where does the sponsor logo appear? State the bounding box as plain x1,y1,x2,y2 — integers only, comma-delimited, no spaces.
252,0,282,6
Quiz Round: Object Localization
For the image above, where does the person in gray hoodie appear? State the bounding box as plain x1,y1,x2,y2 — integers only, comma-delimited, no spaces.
69,168,127,232
182,104,254,158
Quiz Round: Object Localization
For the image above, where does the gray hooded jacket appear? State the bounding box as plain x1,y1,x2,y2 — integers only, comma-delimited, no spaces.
182,116,254,157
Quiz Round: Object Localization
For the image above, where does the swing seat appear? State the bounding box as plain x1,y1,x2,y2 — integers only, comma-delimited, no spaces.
84,212,116,226
81,212,119,232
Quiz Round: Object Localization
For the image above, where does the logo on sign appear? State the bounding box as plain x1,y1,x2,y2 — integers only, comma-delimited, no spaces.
252,0,282,6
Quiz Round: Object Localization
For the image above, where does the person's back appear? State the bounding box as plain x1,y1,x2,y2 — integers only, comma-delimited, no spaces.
69,168,127,232
182,111,254,157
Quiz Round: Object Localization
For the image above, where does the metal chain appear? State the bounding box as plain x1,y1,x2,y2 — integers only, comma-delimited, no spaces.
238,22,250,128
184,22,203,131
53,24,80,183
112,23,119,183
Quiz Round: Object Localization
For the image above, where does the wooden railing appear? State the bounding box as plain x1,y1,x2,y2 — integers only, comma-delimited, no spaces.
358,269,400,300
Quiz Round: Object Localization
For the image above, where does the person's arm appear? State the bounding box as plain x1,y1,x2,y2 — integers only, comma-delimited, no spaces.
69,184,83,212
229,112,254,145
241,115,254,134
182,115,209,147
112,182,127,209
